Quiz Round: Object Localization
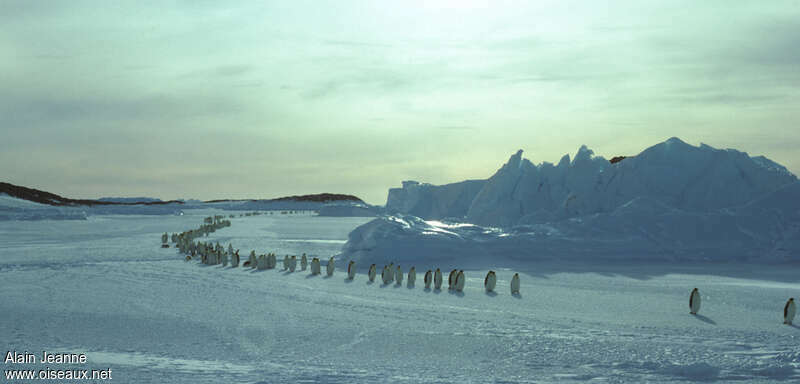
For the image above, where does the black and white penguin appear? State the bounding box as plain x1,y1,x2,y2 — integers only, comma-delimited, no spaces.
387,263,395,281
268,253,277,269
784,298,796,325
185,255,192,261
510,273,520,295
689,288,701,315
368,264,377,282
408,267,416,287
311,257,321,275
221,251,229,267
455,270,465,292
283,255,289,270
257,254,266,270
484,271,496,292
289,255,297,272
424,270,432,289
249,251,257,268
326,256,335,276
301,253,308,271
395,265,403,285
228,243,234,256
448,269,457,290
161,233,168,244
434,268,443,290
347,260,356,280
381,265,390,284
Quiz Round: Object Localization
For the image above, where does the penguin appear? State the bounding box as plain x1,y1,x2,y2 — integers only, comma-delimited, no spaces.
510,273,520,295
689,288,701,315
249,250,257,267
289,255,297,272
283,255,289,270
347,260,356,280
243,260,251,267
387,263,395,281
424,270,432,289
484,271,497,292
381,265,390,284
228,243,234,255
448,269,457,290
268,253,277,269
395,265,403,285
257,254,266,270
301,253,308,271
326,256,335,276
221,251,228,267
407,267,416,287
784,298,795,325
161,233,168,244
311,257,321,275
434,268,443,290
368,264,377,282
185,255,192,261
455,270,465,292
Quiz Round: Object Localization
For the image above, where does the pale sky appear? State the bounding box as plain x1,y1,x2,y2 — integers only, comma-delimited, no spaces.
2,0,799,204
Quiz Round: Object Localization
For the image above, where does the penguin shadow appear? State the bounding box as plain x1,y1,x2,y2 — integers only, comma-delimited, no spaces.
322,274,333,279
423,287,431,293
305,274,318,279
406,284,415,289
485,291,498,298
786,323,799,330
511,293,523,299
393,283,402,288
366,280,375,285
343,278,354,284
380,283,390,288
433,288,441,294
282,270,293,275
692,314,717,325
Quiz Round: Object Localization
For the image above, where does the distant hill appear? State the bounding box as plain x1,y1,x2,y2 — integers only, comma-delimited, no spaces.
0,182,183,207
97,197,163,203
206,193,364,204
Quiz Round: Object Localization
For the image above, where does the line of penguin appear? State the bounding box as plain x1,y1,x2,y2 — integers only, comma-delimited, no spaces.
163,218,798,325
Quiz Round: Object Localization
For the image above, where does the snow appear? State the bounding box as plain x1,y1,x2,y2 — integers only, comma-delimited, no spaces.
386,179,486,220
1,212,798,383
0,193,87,221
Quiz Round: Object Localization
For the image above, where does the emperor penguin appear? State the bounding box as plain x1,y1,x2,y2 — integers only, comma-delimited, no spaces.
485,271,497,292
448,269,458,290
689,288,701,315
424,270,432,289
326,256,335,276
161,232,168,244
221,251,229,267
396,265,403,285
408,267,416,287
784,298,796,325
301,253,308,271
228,243,234,255
289,255,297,272
387,263,395,281
311,257,321,275
455,270,465,292
232,250,240,267
268,253,277,269
434,268,443,290
368,264,377,282
510,273,520,295
257,254,266,270
249,251,257,268
347,260,356,280
381,265,390,284
283,255,289,270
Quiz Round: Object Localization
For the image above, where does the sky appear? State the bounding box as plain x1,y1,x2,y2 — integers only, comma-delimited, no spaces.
2,0,799,205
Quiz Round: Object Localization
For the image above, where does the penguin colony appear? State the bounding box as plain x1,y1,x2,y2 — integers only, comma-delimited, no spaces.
167,215,799,323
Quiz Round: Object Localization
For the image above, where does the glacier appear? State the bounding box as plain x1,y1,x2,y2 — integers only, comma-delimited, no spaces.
344,138,800,265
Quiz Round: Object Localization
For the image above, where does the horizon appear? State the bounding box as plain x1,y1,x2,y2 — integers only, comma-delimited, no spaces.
3,1,799,205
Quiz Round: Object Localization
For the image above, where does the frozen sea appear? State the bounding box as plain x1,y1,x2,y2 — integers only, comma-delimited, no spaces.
1,211,798,383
